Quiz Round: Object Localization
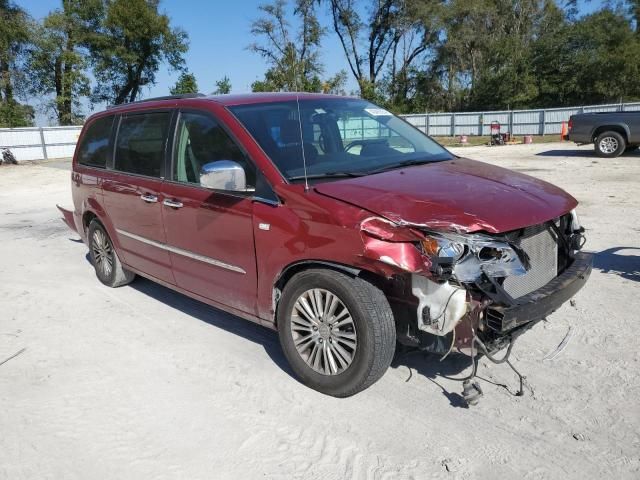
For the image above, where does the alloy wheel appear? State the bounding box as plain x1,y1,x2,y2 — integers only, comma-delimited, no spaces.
92,229,113,279
599,136,619,154
290,288,357,376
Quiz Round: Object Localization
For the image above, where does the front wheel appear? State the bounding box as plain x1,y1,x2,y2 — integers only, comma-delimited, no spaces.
277,269,396,397
595,131,626,158
88,220,135,287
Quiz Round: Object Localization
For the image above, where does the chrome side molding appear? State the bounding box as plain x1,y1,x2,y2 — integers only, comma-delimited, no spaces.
116,229,246,274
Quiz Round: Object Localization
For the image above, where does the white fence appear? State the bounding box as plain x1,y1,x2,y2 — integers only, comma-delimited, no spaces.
2,101,640,162
0,126,81,162
401,102,640,137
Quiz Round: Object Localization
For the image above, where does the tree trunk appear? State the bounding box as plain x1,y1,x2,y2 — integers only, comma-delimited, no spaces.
0,59,13,103
54,55,65,124
60,36,75,125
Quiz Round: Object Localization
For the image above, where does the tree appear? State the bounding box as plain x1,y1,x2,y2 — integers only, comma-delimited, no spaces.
213,75,231,94
89,0,189,104
382,0,442,111
0,0,33,126
325,0,403,100
170,71,198,94
249,0,345,92
0,101,34,127
560,9,640,104
27,0,101,125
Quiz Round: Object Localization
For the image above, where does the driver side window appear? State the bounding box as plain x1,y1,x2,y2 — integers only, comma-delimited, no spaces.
173,112,256,187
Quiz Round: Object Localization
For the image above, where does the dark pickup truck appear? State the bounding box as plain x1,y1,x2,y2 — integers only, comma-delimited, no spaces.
568,111,640,157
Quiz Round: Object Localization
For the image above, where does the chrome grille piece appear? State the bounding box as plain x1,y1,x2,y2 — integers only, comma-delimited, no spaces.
502,224,558,298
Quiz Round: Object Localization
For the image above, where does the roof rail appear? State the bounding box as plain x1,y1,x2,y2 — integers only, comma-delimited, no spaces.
106,93,206,109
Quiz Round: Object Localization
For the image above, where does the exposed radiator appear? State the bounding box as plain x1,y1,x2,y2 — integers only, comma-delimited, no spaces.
502,224,558,298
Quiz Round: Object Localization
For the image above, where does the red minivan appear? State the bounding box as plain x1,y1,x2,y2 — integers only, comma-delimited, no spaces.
59,93,592,397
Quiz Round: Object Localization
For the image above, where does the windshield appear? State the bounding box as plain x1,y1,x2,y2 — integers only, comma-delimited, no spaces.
228,98,453,182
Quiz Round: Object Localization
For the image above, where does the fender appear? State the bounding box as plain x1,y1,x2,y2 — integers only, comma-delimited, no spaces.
275,259,361,287
271,260,362,323
80,198,121,251
590,123,631,141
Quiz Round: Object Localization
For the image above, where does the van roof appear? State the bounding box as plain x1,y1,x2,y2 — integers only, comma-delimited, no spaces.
104,92,354,112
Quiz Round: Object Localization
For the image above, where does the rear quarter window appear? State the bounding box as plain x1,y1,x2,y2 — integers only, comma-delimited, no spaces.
115,112,171,178
77,116,114,168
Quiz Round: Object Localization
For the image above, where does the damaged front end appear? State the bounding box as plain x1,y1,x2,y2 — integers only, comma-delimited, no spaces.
360,210,592,357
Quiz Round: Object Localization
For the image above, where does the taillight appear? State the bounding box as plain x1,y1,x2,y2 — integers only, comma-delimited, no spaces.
568,118,573,131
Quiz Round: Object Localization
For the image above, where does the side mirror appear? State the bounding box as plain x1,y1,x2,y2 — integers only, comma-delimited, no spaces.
199,160,247,192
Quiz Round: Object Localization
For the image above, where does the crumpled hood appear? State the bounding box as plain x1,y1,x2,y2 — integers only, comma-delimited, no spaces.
314,158,578,233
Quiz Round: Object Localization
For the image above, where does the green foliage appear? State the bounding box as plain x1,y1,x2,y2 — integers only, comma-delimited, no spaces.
6,0,640,126
560,9,640,104
1,0,30,100
0,99,34,127
374,0,640,112
0,0,33,126
213,76,232,94
170,71,198,95
26,1,101,125
89,0,188,104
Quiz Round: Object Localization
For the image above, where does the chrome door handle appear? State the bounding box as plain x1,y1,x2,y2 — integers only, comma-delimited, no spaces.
140,194,158,203
163,199,183,209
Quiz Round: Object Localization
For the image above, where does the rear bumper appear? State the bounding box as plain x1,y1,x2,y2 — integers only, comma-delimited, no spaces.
487,252,593,332
56,205,79,234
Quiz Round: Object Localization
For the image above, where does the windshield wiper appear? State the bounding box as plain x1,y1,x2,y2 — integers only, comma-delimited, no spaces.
288,171,366,181
364,158,440,175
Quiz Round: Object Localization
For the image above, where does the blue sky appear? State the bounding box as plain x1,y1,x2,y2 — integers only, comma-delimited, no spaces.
19,0,607,124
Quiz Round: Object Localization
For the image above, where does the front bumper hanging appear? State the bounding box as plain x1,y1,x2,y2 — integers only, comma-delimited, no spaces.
485,251,593,332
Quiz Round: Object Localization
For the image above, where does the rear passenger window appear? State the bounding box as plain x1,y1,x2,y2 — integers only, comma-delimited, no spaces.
115,112,171,177
77,116,113,168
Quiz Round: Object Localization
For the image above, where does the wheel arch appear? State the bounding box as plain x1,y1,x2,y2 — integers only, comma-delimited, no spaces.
275,260,360,291
592,124,630,143
82,210,100,234
272,260,393,326
80,206,122,253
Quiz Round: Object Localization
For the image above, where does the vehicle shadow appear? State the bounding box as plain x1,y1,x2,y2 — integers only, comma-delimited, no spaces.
535,149,594,157
82,252,295,379
536,149,640,158
134,277,296,375
593,247,640,282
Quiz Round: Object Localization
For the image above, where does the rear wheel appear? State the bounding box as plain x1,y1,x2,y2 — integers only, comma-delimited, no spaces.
595,131,625,158
277,269,396,397
88,220,135,287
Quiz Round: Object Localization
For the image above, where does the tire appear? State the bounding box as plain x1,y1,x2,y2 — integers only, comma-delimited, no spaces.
277,269,396,397
595,131,626,158
88,220,135,287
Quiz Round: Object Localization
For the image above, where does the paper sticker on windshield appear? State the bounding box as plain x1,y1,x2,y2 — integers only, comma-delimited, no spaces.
315,108,327,114
364,108,392,117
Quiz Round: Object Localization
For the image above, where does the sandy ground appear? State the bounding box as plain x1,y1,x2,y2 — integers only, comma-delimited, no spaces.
1,142,639,480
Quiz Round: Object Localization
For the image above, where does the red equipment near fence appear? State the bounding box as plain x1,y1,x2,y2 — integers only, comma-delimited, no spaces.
490,121,505,145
